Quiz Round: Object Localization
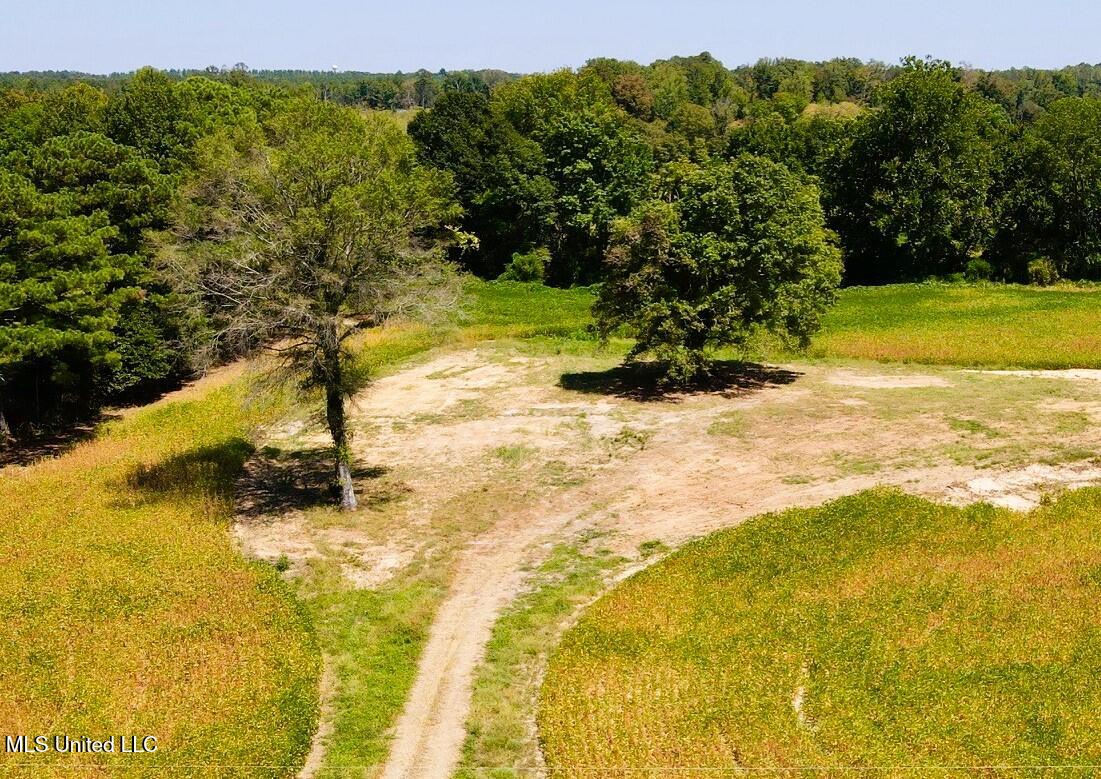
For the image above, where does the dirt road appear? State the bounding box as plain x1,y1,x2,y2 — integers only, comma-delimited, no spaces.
246,345,1101,779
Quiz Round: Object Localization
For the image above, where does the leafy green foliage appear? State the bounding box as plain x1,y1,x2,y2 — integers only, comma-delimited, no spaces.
497,247,549,283
9,53,1101,436
1028,257,1060,286
104,68,199,168
411,72,652,284
831,58,1008,282
964,257,994,281
994,98,1101,279
409,91,554,278
539,108,653,283
595,155,842,381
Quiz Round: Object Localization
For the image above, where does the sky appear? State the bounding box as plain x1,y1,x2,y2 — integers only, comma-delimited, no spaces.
2,0,1098,74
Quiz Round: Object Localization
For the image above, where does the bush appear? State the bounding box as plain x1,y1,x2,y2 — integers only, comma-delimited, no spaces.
964,257,994,281
1028,258,1060,286
497,247,549,283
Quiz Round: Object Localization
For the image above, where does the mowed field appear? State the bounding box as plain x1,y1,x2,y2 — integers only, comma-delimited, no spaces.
541,489,1101,775
475,281,1101,369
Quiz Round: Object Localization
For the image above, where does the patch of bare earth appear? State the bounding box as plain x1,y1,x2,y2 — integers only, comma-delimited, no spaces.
231,346,1101,779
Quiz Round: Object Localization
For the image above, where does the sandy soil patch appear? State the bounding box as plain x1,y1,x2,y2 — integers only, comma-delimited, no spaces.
232,348,1101,778
943,461,1101,511
827,370,952,389
971,369,1101,382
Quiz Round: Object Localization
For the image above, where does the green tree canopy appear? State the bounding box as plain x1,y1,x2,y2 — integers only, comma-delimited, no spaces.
993,97,1101,279
412,72,652,284
595,155,842,382
408,91,554,278
0,168,138,431
168,99,459,508
831,58,1007,282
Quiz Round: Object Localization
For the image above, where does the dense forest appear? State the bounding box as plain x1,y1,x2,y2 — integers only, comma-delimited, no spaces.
3,54,1101,435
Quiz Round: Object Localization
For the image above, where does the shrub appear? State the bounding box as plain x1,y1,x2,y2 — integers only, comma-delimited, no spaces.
497,247,549,283
1028,258,1060,286
964,257,994,282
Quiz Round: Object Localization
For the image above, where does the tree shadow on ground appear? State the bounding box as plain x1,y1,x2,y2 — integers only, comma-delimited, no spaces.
124,439,404,517
125,438,256,503
235,446,400,518
0,413,119,468
559,360,802,402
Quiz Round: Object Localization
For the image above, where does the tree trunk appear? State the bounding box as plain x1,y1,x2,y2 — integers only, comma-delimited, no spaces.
326,383,357,510
0,403,11,444
322,335,358,513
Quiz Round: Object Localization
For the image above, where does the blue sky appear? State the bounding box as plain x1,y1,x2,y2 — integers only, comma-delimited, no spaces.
2,0,1098,73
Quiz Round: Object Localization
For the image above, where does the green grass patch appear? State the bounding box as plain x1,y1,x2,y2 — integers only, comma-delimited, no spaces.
541,489,1101,774
948,416,1002,438
707,410,748,437
493,444,538,465
807,283,1101,368
456,540,624,778
308,575,441,778
459,279,597,341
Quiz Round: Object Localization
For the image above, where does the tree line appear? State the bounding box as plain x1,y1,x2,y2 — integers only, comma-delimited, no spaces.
8,56,1101,116
411,54,1101,287
3,53,1101,440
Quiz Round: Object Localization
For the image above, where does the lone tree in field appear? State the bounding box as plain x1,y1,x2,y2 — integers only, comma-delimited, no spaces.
595,154,842,383
168,100,458,509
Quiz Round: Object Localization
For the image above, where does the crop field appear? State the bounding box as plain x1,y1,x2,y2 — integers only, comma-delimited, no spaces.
810,284,1101,368
6,279,1101,777
540,489,1101,775
468,281,1101,369
0,373,318,777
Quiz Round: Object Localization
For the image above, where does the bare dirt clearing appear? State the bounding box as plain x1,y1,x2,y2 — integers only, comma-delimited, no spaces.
233,342,1101,778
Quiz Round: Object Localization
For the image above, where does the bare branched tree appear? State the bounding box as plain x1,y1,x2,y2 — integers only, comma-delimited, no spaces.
165,99,460,509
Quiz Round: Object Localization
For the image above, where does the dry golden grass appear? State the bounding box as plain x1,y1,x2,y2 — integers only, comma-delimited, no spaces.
541,489,1101,777
0,373,318,777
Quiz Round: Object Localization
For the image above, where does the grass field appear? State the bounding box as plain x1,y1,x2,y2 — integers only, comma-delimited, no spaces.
6,277,1101,777
809,283,1101,368
472,280,1101,369
461,279,1101,370
0,374,318,777
540,489,1101,775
